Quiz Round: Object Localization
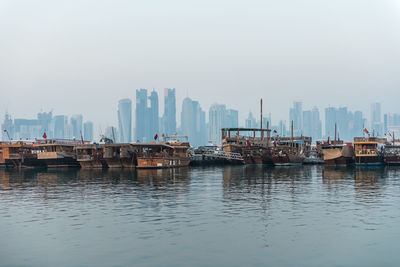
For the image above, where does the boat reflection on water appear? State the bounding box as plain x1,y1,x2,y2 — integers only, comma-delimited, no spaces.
135,167,190,186
322,166,355,183
322,165,387,193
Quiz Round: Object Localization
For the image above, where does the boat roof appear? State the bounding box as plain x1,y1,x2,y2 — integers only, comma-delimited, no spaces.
130,143,174,149
353,141,378,145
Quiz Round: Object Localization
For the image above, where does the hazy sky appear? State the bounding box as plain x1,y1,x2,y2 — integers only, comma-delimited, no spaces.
1,0,399,131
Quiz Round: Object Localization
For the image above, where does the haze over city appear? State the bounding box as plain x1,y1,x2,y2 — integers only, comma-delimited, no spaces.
1,0,400,130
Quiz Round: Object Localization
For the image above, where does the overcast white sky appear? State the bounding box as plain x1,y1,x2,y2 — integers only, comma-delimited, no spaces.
1,0,399,131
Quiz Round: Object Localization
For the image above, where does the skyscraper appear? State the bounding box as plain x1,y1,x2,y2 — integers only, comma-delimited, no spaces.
225,109,239,128
37,111,53,138
70,114,83,139
208,104,226,144
325,107,337,138
353,111,364,137
311,107,322,140
135,89,149,142
370,102,382,136
149,90,159,139
181,97,207,147
83,121,94,141
53,115,68,139
289,101,302,136
163,88,176,136
245,112,257,128
118,98,132,143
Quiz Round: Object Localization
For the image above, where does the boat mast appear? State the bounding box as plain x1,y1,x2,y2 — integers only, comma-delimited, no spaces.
291,120,294,148
260,98,263,140
334,123,337,145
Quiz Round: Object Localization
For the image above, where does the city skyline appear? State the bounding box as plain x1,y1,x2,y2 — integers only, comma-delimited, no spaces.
2,95,399,145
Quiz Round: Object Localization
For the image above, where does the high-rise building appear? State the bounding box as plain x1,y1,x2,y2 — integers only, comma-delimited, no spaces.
245,112,257,128
371,102,382,136
37,111,53,138
353,111,364,137
289,101,302,136
53,115,68,139
83,121,94,141
225,109,239,128
148,90,159,140
181,97,207,147
162,88,176,136
135,89,150,142
325,107,337,138
70,114,83,139
311,107,322,140
208,104,226,144
118,98,132,143
1,113,14,141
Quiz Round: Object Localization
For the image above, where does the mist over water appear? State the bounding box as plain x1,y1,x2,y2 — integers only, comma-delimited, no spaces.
1,166,400,266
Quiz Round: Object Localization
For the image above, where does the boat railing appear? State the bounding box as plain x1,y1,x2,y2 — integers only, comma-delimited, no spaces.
201,150,244,161
77,155,93,160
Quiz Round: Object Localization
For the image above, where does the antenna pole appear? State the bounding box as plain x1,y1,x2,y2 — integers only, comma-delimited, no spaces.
112,127,116,143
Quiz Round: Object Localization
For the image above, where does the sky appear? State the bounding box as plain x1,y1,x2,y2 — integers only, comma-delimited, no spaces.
1,0,400,132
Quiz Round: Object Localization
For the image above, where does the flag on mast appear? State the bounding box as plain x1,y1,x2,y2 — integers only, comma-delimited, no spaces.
42,131,47,139
363,128,369,135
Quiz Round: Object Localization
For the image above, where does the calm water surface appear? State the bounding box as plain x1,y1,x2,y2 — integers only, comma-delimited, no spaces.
1,166,400,266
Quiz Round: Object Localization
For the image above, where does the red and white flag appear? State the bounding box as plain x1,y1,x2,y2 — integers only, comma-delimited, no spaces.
363,128,369,135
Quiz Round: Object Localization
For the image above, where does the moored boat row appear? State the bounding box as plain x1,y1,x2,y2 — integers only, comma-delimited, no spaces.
0,135,192,169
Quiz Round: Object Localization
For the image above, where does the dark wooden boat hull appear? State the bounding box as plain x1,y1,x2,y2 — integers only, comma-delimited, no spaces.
384,156,400,165
355,156,383,166
137,158,191,169
324,156,354,165
5,158,46,168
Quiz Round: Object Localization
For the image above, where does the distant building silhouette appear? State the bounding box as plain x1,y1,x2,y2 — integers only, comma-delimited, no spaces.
118,98,132,143
149,90,159,140
162,88,176,136
289,101,302,136
135,89,148,142
70,114,83,139
208,104,226,145
245,112,257,128
84,121,94,141
370,102,383,136
53,115,68,139
181,97,206,147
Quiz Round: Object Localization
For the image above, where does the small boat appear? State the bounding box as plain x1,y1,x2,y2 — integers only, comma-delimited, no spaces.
272,148,305,166
103,143,136,168
383,145,400,165
134,143,191,169
321,143,354,165
303,147,324,164
0,141,44,168
74,144,107,168
33,139,83,168
353,137,386,166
